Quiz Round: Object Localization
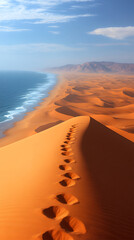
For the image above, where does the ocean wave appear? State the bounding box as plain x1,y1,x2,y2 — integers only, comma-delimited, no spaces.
0,73,57,123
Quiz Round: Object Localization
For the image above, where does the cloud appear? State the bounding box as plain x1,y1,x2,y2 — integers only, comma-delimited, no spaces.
16,0,94,6
89,26,134,40
0,0,93,27
34,14,92,24
49,31,60,34
0,26,29,32
0,43,83,53
48,25,59,28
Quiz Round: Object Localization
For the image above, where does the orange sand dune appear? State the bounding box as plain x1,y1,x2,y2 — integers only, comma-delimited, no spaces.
0,116,134,240
0,72,133,148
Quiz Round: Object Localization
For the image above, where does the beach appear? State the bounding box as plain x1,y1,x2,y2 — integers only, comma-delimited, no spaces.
0,72,134,240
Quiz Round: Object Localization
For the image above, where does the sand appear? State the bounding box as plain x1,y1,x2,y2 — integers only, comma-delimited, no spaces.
0,72,134,240
0,116,133,240
0,72,134,148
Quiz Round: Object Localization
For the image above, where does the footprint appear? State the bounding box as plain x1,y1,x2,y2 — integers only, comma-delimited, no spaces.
64,140,70,144
59,165,72,171
56,193,79,205
60,216,86,234
66,138,75,142
70,137,75,141
61,145,71,149
66,137,71,141
64,172,80,180
42,229,74,240
62,151,73,156
64,159,75,164
66,133,74,138
61,147,72,152
66,132,72,136
61,148,68,152
42,206,69,220
72,125,76,128
59,179,75,187
69,128,75,132
64,139,74,144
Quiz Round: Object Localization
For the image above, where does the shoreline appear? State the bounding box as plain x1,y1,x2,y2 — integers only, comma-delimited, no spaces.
0,71,57,138
0,72,134,147
0,72,67,147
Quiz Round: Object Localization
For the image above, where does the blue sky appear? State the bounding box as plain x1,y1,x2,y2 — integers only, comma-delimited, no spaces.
0,0,134,70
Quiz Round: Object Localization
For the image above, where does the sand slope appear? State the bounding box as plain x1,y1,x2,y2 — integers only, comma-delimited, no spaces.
0,116,134,240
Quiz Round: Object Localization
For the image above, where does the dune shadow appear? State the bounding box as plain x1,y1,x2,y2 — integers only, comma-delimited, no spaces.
63,94,87,103
81,117,134,239
56,106,79,117
122,126,134,134
35,120,63,133
123,90,134,98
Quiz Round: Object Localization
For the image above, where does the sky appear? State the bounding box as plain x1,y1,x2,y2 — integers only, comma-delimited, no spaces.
0,0,134,70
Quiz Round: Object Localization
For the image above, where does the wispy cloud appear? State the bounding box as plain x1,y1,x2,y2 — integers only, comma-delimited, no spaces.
48,25,59,28
0,0,93,24
0,26,29,32
89,26,134,40
0,43,84,53
49,31,60,34
34,14,92,24
16,0,94,6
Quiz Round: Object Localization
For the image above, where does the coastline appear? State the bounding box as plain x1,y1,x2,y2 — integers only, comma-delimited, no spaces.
0,72,66,147
0,72,134,147
0,71,57,138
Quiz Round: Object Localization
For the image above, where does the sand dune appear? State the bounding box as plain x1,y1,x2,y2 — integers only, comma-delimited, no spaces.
0,72,133,147
0,116,133,240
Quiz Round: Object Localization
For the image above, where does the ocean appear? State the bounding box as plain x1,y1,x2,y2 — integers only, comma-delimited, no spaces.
0,71,57,138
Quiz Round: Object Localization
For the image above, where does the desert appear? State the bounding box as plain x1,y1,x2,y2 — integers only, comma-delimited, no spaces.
0,72,134,240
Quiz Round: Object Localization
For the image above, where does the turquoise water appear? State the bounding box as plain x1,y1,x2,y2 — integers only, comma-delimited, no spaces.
0,71,57,137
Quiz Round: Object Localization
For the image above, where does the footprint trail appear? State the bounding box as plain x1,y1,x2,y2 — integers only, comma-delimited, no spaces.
41,124,86,239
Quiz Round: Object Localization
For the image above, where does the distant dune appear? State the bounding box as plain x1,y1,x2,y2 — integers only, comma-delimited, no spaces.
0,72,134,147
50,61,134,74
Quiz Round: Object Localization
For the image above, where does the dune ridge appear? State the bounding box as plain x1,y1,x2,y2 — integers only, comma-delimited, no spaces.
0,116,133,240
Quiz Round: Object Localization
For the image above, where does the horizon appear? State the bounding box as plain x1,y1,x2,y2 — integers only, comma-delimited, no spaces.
0,0,134,71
